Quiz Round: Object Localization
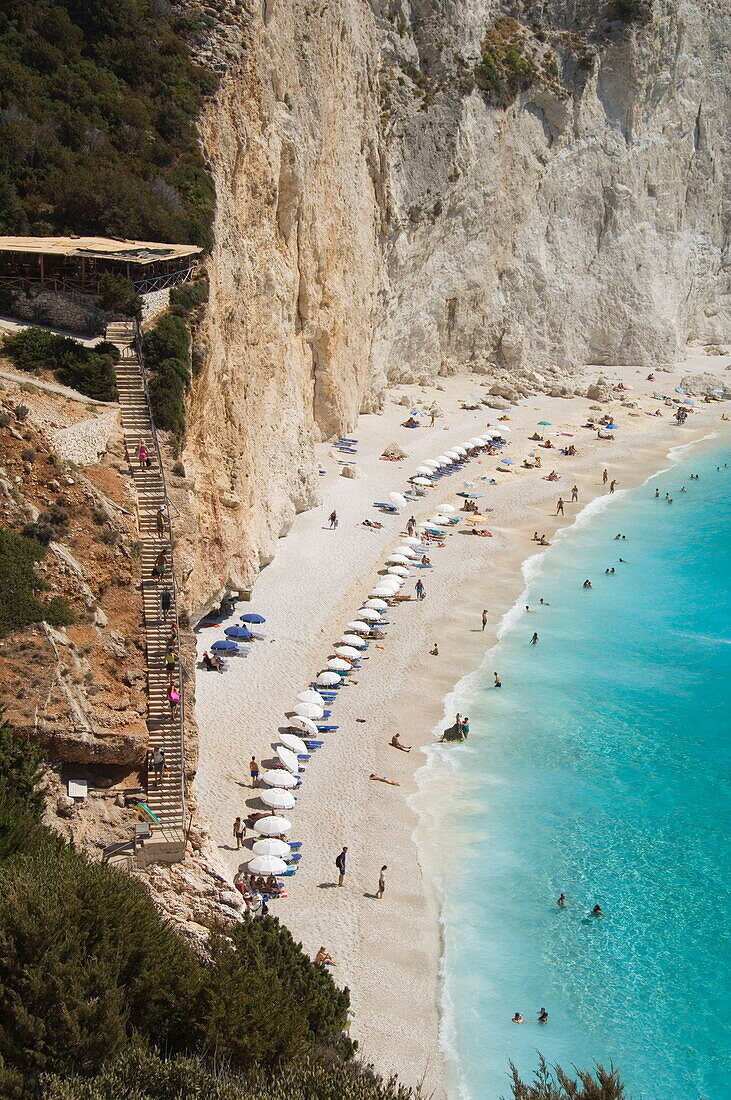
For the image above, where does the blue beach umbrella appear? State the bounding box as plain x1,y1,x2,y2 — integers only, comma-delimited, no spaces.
605,423,619,430
241,613,266,624
225,625,252,640
538,420,552,426
675,387,686,394
212,639,239,651
502,457,515,465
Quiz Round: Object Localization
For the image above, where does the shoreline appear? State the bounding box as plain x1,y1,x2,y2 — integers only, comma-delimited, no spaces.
409,426,727,1100
191,355,729,1097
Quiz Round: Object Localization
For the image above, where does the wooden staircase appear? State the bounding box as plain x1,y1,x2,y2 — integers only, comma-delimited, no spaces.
108,321,186,852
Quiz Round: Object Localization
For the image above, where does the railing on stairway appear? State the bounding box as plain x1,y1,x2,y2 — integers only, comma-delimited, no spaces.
117,318,188,839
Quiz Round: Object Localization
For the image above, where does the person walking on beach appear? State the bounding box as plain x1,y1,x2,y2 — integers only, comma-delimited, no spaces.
571,485,579,502
233,816,245,849
336,846,348,886
407,517,416,537
430,409,436,427
530,632,539,645
602,468,608,485
555,497,564,515
376,865,387,899
249,757,260,786
482,609,488,631
415,579,425,601
329,510,338,529
610,479,617,494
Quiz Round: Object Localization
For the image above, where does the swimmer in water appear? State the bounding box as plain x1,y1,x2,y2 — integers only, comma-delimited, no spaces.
655,488,660,498
494,672,502,688
557,893,566,907
583,579,592,589
539,598,549,606
530,632,539,645
591,904,604,916
512,1012,524,1024
619,558,627,563
538,1007,549,1023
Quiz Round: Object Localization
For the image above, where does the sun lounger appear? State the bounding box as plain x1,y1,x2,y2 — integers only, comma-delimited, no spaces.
374,502,399,512
317,724,338,732
288,841,302,850
304,740,323,748
297,753,312,762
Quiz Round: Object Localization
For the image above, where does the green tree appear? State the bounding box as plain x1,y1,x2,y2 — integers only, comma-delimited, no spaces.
504,1056,627,1099
0,526,75,636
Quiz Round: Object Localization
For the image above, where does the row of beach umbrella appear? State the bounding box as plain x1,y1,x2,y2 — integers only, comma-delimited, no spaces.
246,424,510,871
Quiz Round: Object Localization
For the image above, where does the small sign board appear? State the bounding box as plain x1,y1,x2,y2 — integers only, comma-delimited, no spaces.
67,778,88,800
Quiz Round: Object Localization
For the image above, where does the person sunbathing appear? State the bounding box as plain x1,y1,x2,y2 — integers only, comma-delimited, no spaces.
202,651,215,671
390,734,412,752
363,518,384,529
315,947,336,965
370,774,400,786
543,438,553,448
402,416,419,428
529,433,543,441
546,471,559,481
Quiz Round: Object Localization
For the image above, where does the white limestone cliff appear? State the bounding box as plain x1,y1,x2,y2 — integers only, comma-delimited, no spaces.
177,0,729,613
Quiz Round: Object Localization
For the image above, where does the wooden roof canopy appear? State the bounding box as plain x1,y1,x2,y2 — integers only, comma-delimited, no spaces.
0,235,202,266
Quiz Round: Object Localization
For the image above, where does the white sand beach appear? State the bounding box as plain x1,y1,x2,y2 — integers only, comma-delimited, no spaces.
193,353,729,1096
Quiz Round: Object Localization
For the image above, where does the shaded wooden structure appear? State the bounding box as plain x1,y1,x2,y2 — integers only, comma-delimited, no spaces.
0,235,202,296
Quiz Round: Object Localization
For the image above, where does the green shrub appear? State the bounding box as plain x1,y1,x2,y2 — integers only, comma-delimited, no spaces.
611,0,652,24
475,19,539,107
504,1055,627,1098
143,315,190,437
199,920,353,1072
170,278,208,317
95,274,141,319
42,1049,418,1100
0,526,75,635
1,329,119,401
0,0,216,246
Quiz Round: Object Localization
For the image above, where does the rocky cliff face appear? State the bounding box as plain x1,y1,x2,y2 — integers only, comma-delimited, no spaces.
178,0,729,613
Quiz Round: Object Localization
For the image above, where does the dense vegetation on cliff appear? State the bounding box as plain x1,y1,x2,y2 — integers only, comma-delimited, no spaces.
0,721,412,1100
0,0,215,245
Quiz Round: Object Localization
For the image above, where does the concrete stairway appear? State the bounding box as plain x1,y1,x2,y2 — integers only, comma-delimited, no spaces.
108,321,186,846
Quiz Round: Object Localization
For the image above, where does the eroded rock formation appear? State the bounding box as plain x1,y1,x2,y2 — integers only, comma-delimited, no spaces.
178,0,729,613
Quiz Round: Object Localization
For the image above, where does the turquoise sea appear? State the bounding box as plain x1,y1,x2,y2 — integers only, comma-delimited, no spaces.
416,438,731,1100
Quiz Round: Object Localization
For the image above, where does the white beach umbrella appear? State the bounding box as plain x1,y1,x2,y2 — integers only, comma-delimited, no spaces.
431,516,450,525
402,537,421,547
335,645,360,658
290,715,318,735
341,634,367,648
297,689,323,704
388,566,410,577
357,608,382,621
417,465,435,475
412,476,432,486
440,504,456,513
317,670,342,686
260,787,296,811
389,492,407,508
454,446,467,456
445,450,461,460
482,430,500,440
248,854,289,875
394,546,419,557
371,585,397,597
386,554,411,564
436,455,452,464
347,620,371,633
488,425,511,433
423,459,441,469
252,838,291,858
276,746,300,773
280,732,308,754
253,815,292,836
327,657,352,671
262,768,298,789
293,701,324,719
364,598,388,610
